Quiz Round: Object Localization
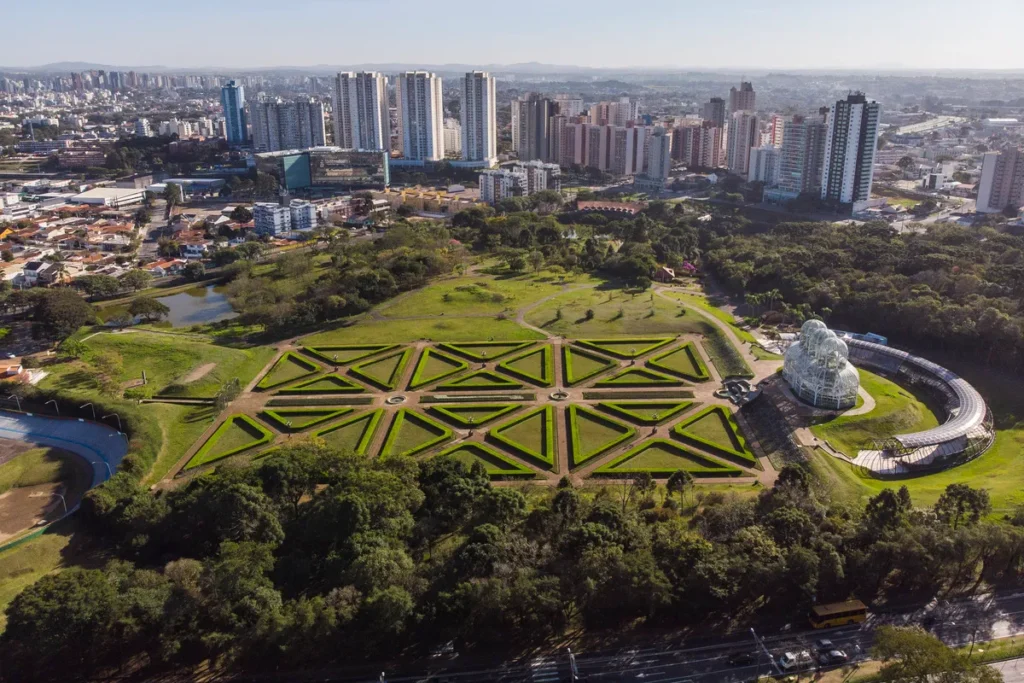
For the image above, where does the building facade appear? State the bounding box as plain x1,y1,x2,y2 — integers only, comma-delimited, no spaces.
821,93,881,205
727,111,760,176
460,71,497,165
333,72,389,151
443,119,462,158
396,72,444,161
220,80,247,144
729,82,756,114
253,202,290,236
747,146,780,184
512,94,554,162
976,149,1024,213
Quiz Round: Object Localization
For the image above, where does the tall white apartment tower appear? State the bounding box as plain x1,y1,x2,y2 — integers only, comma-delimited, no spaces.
396,71,444,161
334,72,389,151
460,71,497,165
727,111,760,176
821,93,881,205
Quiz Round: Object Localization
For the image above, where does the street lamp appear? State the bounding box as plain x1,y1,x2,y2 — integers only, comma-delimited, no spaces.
102,413,122,431
80,403,95,420
7,394,20,411
45,400,59,416
53,492,67,515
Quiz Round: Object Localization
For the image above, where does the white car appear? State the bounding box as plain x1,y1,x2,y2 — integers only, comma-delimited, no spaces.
778,651,812,671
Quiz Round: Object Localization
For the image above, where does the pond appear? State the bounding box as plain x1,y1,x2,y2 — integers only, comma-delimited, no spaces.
157,285,238,328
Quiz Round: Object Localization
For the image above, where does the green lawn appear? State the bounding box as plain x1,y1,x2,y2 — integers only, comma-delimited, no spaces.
0,448,77,495
659,290,757,344
498,346,554,386
648,343,710,381
350,349,411,390
141,403,218,485
408,349,468,389
279,374,365,394
0,528,74,632
810,369,939,457
185,416,272,469
699,323,754,379
598,401,697,425
42,332,276,399
436,370,523,390
593,367,682,387
563,346,617,385
303,317,545,345
685,411,739,451
429,404,522,427
257,352,319,390
597,439,743,476
525,288,708,337
491,407,556,468
570,406,635,466
381,410,451,457
314,411,382,455
436,443,534,476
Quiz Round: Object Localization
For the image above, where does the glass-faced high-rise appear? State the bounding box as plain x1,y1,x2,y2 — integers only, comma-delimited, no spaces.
220,80,248,144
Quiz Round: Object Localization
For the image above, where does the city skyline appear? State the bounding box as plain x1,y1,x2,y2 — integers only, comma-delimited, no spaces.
2,0,1023,71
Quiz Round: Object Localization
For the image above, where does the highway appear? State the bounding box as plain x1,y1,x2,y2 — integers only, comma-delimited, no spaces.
355,589,1024,683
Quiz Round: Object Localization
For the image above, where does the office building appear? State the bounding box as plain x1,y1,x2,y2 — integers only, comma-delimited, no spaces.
253,202,290,236
250,97,327,153
396,72,444,161
764,115,828,202
255,147,390,192
443,119,462,157
460,71,497,165
135,118,152,138
748,146,781,184
976,148,1024,213
512,94,555,162
821,93,881,205
220,80,247,144
727,111,760,176
333,72,389,151
729,82,756,114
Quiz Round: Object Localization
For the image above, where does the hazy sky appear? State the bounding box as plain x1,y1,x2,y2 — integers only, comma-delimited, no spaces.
3,0,1023,71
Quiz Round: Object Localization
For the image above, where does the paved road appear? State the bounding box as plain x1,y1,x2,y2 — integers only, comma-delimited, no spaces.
991,658,1024,683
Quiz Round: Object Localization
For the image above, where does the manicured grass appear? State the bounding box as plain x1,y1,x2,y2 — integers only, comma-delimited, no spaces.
647,342,711,382
597,401,697,426
261,408,354,432
525,287,710,337
439,341,535,361
349,348,413,391
303,317,545,346
256,352,320,390
312,410,384,455
659,290,757,344
380,409,453,458
0,448,77,495
278,373,367,394
41,332,277,399
428,404,522,428
595,439,744,477
141,403,218,486
700,322,754,379
809,369,939,457
593,367,683,388
563,345,617,386
185,415,273,470
407,348,469,390
489,405,557,470
752,346,783,361
497,345,554,387
575,338,674,359
568,405,636,467
301,344,398,365
435,370,524,391
673,405,757,467
434,443,535,478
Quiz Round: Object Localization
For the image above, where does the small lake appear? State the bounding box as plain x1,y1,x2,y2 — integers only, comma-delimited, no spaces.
157,285,238,328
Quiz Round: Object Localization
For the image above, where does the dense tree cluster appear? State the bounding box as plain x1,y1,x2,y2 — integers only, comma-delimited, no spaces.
3,436,1018,680
702,221,1024,371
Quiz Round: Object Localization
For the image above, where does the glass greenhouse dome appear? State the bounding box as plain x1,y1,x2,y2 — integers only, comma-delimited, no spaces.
783,320,860,410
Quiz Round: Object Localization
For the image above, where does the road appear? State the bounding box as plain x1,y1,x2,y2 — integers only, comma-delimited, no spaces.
893,115,968,136
343,589,1024,683
992,658,1024,683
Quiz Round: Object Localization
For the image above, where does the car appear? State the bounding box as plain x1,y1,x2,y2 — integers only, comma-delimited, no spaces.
815,639,834,651
778,651,812,671
429,641,456,658
728,652,756,666
819,650,849,665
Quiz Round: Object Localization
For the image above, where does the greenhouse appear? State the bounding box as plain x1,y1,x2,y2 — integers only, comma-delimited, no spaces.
783,320,860,410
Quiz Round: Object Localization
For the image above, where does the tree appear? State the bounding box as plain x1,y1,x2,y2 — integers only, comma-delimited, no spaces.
133,207,150,228
127,296,169,322
527,250,545,272
235,241,267,262
32,289,95,339
120,269,153,292
897,156,917,171
229,205,253,223
935,484,990,529
667,470,694,506
873,626,1002,683
163,183,182,219
182,261,206,281
75,274,121,298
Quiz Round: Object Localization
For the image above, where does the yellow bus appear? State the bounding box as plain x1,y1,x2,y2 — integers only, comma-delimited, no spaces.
810,600,868,628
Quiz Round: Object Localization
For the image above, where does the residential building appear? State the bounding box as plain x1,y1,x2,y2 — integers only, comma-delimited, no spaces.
333,72,389,151
443,119,462,158
748,146,781,184
396,72,444,161
609,125,647,176
634,127,672,193
460,71,497,165
767,115,828,201
512,94,554,162
553,95,584,117
702,97,726,127
253,202,290,236
250,97,327,153
821,93,881,205
135,118,152,138
729,82,756,114
699,123,725,168
727,111,760,176
770,114,786,147
976,148,1024,214
220,80,248,144
479,169,525,204
512,160,561,194
289,199,318,231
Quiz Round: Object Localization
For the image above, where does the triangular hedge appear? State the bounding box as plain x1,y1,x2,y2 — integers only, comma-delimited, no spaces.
407,348,470,390
438,341,536,361
434,442,535,478
301,344,399,366
562,345,617,386
594,439,744,478
597,401,697,426
349,348,413,391
575,338,675,359
489,405,557,469
434,369,524,391
256,352,320,390
592,367,684,388
647,342,711,382
427,403,522,428
277,373,366,394
672,405,757,467
380,409,454,457
497,345,554,387
261,407,354,432
312,409,384,455
567,404,636,467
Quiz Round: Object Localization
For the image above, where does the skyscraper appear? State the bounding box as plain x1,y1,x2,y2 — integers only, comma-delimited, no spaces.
748,146,780,184
729,82,756,114
250,98,327,152
727,111,760,176
396,72,444,161
460,71,497,165
702,97,726,127
334,72,389,151
221,80,248,144
821,93,881,205
976,149,1024,214
768,115,828,200
512,94,555,162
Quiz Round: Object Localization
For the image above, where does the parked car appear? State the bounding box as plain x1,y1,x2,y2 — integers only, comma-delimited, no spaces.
819,650,849,666
778,651,812,671
728,652,756,666
815,639,834,651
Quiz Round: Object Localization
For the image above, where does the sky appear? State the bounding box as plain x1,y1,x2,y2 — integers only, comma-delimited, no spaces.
3,0,1023,71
